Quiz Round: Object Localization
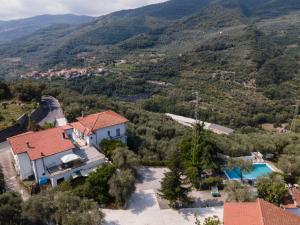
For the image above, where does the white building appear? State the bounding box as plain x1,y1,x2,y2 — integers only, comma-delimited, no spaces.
67,110,128,147
7,110,128,187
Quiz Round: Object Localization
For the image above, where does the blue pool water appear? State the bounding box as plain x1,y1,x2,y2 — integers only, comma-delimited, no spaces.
224,163,273,180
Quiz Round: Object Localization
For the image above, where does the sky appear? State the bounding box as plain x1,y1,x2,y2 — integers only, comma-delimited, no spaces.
0,0,168,21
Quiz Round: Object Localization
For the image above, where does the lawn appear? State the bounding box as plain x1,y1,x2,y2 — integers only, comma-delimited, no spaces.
0,100,36,130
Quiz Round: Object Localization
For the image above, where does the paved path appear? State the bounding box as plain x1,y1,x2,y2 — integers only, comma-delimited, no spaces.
0,141,30,200
103,190,223,225
32,96,67,126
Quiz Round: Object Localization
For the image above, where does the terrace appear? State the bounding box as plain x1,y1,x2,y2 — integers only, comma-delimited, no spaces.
47,146,106,177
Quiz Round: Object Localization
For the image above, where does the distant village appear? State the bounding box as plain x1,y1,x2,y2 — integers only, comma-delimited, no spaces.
20,68,92,79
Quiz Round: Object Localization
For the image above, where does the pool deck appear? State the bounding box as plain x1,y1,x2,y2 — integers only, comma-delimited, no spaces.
265,160,283,173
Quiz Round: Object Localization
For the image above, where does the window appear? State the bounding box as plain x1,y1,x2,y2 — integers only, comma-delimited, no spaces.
116,128,121,136
107,130,111,136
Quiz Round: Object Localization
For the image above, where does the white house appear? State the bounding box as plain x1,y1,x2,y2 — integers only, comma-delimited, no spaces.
7,110,128,187
68,110,128,147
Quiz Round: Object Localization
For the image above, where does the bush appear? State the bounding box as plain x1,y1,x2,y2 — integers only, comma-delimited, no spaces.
85,164,116,205
200,177,223,190
99,139,125,159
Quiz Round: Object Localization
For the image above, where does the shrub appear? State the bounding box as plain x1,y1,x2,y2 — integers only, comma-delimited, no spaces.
99,139,125,159
200,177,223,190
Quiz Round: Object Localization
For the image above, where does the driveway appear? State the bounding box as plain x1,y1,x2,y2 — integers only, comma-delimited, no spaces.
103,167,223,225
0,141,30,200
31,96,66,126
103,190,223,225
136,167,169,191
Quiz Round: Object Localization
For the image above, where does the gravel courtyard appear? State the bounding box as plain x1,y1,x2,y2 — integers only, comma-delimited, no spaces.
103,167,223,225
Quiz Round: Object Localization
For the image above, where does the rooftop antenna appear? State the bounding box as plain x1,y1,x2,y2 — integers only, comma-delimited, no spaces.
291,100,299,132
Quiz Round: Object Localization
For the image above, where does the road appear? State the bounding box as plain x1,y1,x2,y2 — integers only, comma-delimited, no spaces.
0,141,30,200
32,96,67,126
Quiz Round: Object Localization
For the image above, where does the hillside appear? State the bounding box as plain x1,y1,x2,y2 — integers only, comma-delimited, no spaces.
0,14,94,44
0,0,299,128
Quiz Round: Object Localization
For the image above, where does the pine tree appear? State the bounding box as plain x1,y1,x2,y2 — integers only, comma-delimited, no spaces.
159,149,190,208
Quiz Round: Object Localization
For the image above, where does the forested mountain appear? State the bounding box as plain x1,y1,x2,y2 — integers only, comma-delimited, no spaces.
0,14,94,44
0,0,299,128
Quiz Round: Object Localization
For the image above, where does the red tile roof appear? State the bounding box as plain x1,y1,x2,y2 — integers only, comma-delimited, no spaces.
292,188,300,207
76,110,128,133
224,199,300,225
8,127,75,160
70,122,92,136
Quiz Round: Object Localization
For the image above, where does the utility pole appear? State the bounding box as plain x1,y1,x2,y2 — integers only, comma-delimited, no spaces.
192,91,200,165
291,100,299,132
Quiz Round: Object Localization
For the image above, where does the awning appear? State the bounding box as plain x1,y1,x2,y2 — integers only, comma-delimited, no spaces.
61,153,81,163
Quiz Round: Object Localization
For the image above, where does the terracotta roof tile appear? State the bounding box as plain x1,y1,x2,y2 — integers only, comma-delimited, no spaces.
76,110,128,132
8,127,75,160
70,122,92,135
224,199,300,225
292,189,300,207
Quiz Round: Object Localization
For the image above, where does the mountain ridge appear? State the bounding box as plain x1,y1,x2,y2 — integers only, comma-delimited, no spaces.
0,14,95,44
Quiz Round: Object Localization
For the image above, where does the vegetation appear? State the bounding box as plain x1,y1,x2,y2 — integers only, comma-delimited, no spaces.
22,190,104,225
108,169,136,208
99,139,125,159
111,147,138,171
257,173,288,206
225,181,255,202
0,80,41,130
159,149,190,208
84,164,116,205
0,192,22,225
195,215,222,225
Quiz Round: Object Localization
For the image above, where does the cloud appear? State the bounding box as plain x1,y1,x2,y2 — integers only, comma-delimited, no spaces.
0,0,168,20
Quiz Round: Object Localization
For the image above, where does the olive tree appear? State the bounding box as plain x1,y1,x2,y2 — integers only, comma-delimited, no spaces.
108,169,136,208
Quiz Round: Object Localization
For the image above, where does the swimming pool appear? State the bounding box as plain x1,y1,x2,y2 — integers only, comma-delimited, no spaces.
224,163,273,180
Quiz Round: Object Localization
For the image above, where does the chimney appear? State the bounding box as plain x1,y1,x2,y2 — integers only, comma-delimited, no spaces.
26,142,30,148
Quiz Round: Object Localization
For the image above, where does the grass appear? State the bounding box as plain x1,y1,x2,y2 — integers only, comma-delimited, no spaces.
0,99,36,130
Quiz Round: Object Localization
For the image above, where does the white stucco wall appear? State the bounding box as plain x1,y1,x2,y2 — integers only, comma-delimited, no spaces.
32,149,74,181
90,124,127,147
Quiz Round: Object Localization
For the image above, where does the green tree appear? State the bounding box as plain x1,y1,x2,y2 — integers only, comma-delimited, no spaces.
111,147,138,171
278,155,300,181
99,139,125,159
160,149,190,208
227,159,252,182
0,81,12,100
22,190,104,225
225,181,255,202
0,192,22,225
108,169,136,208
191,123,222,174
85,163,116,204
257,173,288,206
12,80,43,102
